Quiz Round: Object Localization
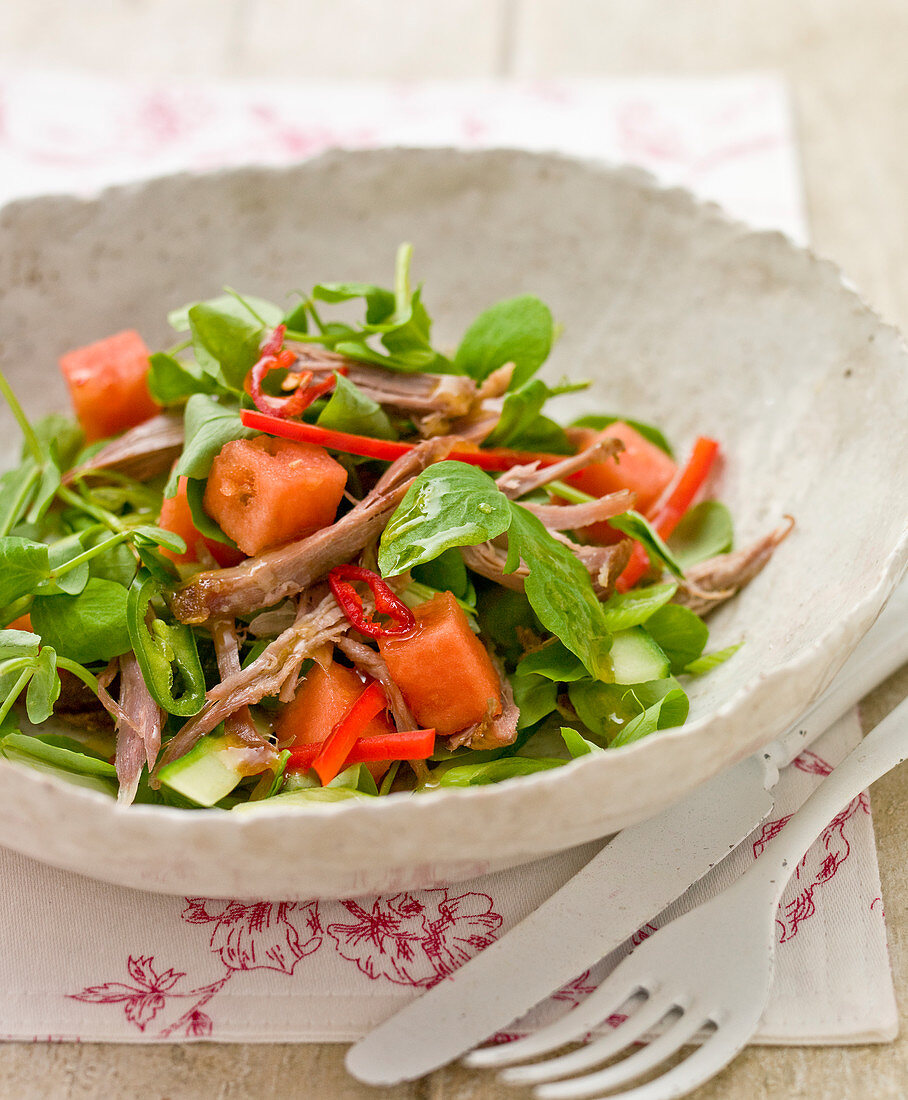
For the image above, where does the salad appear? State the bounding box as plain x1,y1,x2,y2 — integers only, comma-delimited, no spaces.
0,245,791,810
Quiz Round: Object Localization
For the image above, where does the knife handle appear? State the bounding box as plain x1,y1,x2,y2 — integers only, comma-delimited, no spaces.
766,579,908,771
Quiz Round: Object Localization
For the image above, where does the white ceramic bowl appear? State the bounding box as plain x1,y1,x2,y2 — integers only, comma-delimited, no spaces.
0,149,906,899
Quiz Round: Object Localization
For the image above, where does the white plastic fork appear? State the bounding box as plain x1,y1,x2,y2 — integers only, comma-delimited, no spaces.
464,693,908,1100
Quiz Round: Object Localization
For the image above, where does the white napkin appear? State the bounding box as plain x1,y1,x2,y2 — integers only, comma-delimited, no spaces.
0,70,896,1045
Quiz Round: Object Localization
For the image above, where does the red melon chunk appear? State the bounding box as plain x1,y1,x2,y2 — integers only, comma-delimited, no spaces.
59,329,159,443
566,423,677,542
378,591,502,737
158,476,245,568
275,659,395,782
203,435,347,557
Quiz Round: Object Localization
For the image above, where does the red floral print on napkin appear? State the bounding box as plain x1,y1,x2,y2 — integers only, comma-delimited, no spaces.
181,898,322,974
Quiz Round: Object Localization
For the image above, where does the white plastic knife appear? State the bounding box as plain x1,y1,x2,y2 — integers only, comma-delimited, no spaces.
347,580,908,1086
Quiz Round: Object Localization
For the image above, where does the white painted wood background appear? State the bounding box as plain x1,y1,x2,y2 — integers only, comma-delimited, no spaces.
0,2,907,1097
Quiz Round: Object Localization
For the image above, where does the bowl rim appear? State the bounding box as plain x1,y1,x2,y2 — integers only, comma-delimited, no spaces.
2,145,907,831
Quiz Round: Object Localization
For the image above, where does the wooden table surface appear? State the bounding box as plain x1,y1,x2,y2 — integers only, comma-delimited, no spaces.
0,1,906,1096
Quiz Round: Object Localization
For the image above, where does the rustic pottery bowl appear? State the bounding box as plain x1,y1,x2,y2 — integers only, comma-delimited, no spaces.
0,148,906,899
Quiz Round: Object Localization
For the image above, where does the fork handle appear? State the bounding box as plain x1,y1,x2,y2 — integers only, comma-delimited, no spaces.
753,694,908,907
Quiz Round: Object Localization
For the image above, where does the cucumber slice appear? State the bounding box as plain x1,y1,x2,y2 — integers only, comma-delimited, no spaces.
157,734,245,807
609,628,670,684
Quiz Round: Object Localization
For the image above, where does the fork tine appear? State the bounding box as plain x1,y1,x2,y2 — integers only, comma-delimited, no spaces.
533,1009,708,1099
463,979,649,1069
500,994,680,1086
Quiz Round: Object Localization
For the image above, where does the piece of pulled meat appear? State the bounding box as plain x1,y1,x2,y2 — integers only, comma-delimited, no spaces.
64,413,184,485
335,636,418,731
521,489,634,530
156,593,349,771
114,651,164,805
673,518,795,617
496,436,623,499
209,618,271,750
447,656,519,751
170,436,455,625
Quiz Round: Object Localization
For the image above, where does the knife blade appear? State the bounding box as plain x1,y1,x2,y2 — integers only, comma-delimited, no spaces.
346,581,908,1086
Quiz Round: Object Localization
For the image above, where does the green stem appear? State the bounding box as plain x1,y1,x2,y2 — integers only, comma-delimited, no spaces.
0,667,34,727
55,657,100,696
545,480,596,505
0,369,43,464
394,242,413,317
57,485,127,534
49,530,130,580
0,465,41,537
166,338,192,357
0,596,32,628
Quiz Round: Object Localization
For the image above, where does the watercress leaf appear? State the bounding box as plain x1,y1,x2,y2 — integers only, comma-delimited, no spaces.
667,501,734,569
133,525,187,555
282,299,310,333
233,786,373,810
411,547,472,601
148,352,222,404
328,763,380,795
484,378,571,451
87,532,138,588
0,630,40,659
333,339,438,372
165,395,255,497
568,680,643,740
312,281,397,322
505,503,612,679
516,640,588,681
188,303,263,390
475,587,541,665
434,756,564,787
45,532,91,596
560,726,602,758
317,373,397,440
30,577,131,664
571,414,674,458
25,645,60,723
608,511,684,578
599,582,678,632
512,672,558,729
134,542,180,584
0,731,117,778
0,537,50,606
610,686,689,748
643,604,709,674
169,292,284,333
684,643,742,676
454,295,554,387
378,462,512,577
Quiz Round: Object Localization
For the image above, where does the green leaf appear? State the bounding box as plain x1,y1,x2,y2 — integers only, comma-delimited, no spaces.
0,630,40,660
454,295,554,387
317,373,397,440
571,414,674,458
168,292,284,333
0,464,41,537
0,731,117,777
30,578,131,664
188,303,263,390
411,547,473,602
560,726,601,758
184,477,238,549
516,640,588,682
233,786,373,810
434,756,565,787
599,582,678,632
378,462,512,577
25,646,60,723
328,763,380,795
643,604,709,675
505,504,612,680
610,686,689,748
667,501,734,569
0,537,50,606
475,587,541,665
684,643,742,676
568,679,643,740
45,531,91,595
512,672,558,730
165,395,255,497
484,378,577,452
148,352,222,404
132,525,187,556
608,511,684,578
29,415,85,472
312,280,397,320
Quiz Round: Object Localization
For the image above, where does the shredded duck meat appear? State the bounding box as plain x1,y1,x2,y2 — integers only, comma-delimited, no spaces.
447,656,519,751
210,618,270,749
673,518,795,616
170,436,455,625
114,651,164,805
522,489,635,530
156,593,349,771
63,413,184,485
335,636,418,731
496,436,624,499
560,537,635,600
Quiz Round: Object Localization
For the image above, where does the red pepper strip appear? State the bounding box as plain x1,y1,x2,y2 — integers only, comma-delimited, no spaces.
616,436,721,592
328,564,416,638
287,727,436,773
311,680,388,785
248,325,345,418
241,408,568,472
